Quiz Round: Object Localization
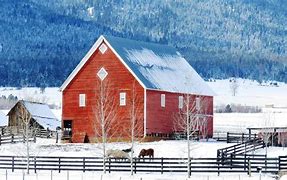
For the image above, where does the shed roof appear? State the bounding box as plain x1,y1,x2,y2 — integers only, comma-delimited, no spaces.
8,100,60,131
60,35,215,96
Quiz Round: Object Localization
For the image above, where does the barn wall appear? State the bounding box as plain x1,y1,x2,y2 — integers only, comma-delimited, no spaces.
62,41,145,143
146,90,213,137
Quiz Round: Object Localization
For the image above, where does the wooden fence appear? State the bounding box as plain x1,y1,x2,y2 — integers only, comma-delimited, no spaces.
227,132,257,143
213,132,257,143
0,134,36,145
217,138,264,161
0,155,285,175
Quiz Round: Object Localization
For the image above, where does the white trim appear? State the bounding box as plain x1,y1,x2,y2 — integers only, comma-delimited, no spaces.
60,35,147,91
144,88,147,137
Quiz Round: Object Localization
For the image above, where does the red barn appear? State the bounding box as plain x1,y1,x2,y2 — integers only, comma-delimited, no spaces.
60,35,214,143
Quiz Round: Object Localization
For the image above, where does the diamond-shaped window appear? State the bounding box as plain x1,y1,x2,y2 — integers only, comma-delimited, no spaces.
97,67,108,81
99,44,108,54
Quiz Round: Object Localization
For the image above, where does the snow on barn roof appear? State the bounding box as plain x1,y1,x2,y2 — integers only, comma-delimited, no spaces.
8,100,60,131
22,101,60,131
60,35,214,96
0,111,8,127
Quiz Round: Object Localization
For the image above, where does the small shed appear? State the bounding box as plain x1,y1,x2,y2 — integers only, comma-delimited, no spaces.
247,127,287,147
7,100,60,132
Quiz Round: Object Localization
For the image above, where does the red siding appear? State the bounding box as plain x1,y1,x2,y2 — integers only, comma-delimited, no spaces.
146,90,213,137
62,42,144,143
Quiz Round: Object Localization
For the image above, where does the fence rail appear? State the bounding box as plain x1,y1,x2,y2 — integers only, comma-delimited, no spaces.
213,132,258,143
0,134,35,145
217,138,264,162
0,155,285,175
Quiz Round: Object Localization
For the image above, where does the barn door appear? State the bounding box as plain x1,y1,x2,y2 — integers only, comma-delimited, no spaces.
63,120,72,139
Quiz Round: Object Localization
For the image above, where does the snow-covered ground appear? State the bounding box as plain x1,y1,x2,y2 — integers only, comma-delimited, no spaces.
208,79,287,107
0,138,232,158
0,138,279,180
0,170,275,180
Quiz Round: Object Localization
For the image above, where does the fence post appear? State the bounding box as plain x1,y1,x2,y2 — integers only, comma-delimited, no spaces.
34,156,37,173
244,154,246,171
248,157,251,176
12,156,14,172
279,156,281,170
217,156,220,176
83,157,85,172
227,132,229,143
0,134,1,145
11,134,14,143
134,158,136,174
108,158,111,173
56,131,58,143
265,154,267,172
161,157,163,174
242,133,244,143
33,135,36,143
230,153,233,169
58,157,61,173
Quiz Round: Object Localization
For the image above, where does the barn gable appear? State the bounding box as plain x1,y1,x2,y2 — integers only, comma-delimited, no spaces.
60,35,214,96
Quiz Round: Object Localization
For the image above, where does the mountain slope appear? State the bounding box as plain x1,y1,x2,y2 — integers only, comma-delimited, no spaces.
0,0,286,87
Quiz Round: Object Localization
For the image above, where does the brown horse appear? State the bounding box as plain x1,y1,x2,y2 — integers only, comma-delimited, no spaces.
138,148,154,158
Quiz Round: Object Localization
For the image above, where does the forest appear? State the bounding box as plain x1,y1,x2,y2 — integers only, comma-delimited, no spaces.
0,0,286,87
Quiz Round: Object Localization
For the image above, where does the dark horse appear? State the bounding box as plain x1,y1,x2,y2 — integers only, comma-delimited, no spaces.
138,148,154,158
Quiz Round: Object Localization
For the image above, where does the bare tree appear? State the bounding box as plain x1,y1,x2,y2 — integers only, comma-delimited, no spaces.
259,110,275,156
17,104,32,174
127,81,144,175
230,78,239,96
173,94,199,178
93,79,119,174
173,94,212,178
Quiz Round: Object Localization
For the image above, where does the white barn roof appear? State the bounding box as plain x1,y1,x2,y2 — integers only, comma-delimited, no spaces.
22,101,60,131
61,35,214,96
8,100,60,131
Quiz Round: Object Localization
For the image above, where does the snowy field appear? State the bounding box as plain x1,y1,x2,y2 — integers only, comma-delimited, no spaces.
208,79,287,107
0,170,276,180
0,138,280,180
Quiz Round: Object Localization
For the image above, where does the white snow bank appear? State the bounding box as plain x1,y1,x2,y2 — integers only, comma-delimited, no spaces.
208,79,287,107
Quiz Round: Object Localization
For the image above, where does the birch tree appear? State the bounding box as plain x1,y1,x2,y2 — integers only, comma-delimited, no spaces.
173,94,199,178
93,78,118,174
173,95,212,178
128,81,143,175
230,78,239,96
17,104,32,174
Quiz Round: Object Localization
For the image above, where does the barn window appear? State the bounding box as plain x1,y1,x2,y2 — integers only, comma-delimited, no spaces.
178,96,183,109
79,94,86,107
161,94,165,107
99,43,108,54
120,92,126,106
196,97,201,110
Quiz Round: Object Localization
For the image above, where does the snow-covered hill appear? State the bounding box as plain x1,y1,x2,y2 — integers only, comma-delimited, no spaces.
207,79,287,107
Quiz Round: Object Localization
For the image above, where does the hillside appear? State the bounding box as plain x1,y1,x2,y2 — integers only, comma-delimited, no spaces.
0,0,286,87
